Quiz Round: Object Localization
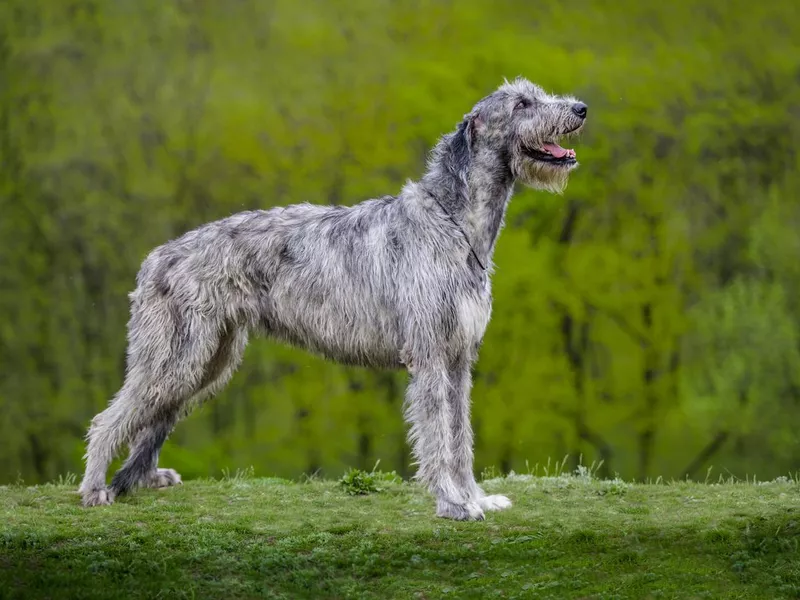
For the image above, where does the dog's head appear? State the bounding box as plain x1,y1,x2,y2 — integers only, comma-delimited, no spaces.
460,77,587,194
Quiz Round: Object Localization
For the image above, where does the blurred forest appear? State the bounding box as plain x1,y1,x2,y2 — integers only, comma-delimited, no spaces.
2,0,800,485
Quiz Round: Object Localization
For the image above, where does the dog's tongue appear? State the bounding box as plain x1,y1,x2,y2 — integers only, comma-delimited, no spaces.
542,142,575,159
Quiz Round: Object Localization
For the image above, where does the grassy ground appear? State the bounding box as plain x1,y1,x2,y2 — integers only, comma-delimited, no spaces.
2,468,800,599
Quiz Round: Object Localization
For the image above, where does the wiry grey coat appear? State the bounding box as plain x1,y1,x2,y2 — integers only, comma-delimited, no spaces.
79,77,588,520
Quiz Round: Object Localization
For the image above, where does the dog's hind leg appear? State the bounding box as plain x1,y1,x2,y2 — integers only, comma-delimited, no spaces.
108,325,249,499
79,380,149,507
110,415,181,495
79,296,230,507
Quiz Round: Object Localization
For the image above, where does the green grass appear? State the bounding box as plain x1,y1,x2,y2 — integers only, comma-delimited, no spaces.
2,468,800,599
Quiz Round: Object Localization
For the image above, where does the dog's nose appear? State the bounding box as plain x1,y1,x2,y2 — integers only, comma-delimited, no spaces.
571,102,588,119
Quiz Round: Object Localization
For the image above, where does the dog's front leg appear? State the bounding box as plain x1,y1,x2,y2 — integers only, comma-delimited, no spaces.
404,362,485,521
448,357,512,513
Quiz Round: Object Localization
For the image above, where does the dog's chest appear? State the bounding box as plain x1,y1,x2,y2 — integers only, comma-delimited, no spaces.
457,281,492,344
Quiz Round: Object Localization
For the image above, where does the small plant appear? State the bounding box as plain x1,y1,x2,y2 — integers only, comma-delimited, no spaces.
339,469,379,495
338,461,402,496
54,472,77,487
220,466,255,482
480,465,501,481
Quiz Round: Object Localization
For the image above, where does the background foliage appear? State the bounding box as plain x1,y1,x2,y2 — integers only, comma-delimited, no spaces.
2,0,799,484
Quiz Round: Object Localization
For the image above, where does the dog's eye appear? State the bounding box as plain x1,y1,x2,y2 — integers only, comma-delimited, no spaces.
514,99,530,111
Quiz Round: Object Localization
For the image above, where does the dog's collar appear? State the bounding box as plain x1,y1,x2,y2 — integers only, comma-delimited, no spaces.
428,193,487,272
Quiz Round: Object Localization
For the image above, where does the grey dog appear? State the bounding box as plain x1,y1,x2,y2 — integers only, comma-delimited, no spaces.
79,77,587,520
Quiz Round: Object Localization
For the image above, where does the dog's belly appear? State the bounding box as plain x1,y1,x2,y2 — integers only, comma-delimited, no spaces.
264,317,402,368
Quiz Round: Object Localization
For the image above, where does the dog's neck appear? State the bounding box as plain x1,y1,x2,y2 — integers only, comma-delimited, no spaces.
420,133,515,270
462,155,515,267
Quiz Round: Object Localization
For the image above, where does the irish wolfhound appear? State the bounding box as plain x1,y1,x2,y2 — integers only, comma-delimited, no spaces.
79,77,587,520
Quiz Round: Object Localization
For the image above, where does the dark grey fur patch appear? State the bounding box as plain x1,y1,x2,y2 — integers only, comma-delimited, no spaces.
109,419,173,495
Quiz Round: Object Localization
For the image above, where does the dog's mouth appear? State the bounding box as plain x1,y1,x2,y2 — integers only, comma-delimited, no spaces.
524,141,577,165
523,125,582,166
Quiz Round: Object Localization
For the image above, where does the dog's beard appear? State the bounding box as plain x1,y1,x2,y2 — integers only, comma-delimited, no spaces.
514,157,574,194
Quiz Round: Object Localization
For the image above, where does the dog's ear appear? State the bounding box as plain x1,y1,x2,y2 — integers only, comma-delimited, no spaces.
464,112,483,153
452,112,482,175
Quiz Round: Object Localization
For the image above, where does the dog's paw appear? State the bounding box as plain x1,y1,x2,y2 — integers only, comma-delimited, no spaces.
146,468,182,489
436,499,485,521
477,494,512,512
81,487,115,507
